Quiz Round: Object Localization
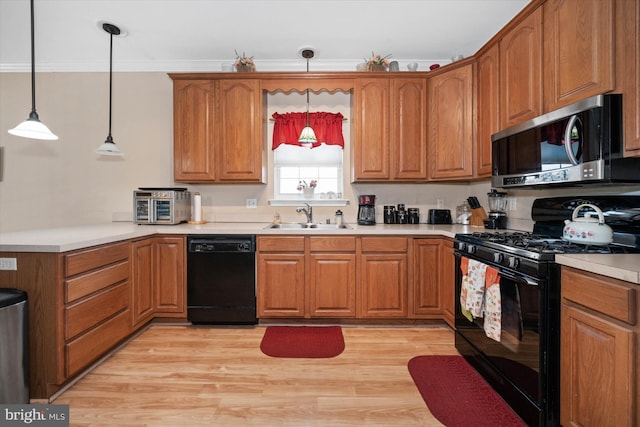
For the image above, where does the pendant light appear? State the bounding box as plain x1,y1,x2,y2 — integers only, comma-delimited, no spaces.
298,49,317,145
8,0,58,140
95,23,124,156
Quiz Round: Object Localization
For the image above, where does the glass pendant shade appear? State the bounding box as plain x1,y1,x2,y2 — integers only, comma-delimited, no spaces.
298,125,317,143
95,136,124,156
9,111,58,140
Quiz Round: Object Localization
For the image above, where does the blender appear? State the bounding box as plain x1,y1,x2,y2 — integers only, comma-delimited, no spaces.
485,189,508,229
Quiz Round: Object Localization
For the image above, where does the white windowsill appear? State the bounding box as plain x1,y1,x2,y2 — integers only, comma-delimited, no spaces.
268,198,350,207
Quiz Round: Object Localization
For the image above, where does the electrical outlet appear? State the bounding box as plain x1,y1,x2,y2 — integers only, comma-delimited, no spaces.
246,199,257,209
0,257,17,270
437,199,444,209
508,198,517,211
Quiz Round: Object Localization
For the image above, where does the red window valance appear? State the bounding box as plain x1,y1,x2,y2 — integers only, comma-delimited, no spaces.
272,112,344,149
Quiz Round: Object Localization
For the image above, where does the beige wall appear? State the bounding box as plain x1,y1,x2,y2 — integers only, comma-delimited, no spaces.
1,72,639,233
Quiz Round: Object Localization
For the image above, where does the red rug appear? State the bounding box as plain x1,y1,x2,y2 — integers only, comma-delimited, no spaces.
260,326,345,358
408,355,526,426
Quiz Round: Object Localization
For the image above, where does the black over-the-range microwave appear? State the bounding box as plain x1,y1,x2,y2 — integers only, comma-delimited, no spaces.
491,94,640,188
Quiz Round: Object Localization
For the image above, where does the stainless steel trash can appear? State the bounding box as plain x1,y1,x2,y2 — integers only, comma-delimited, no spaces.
0,288,29,403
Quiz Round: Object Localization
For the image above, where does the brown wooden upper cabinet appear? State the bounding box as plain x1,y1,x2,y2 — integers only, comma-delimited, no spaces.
427,63,474,180
543,0,615,112
171,77,265,183
499,6,543,128
352,77,428,182
616,0,640,156
475,43,500,178
173,80,216,181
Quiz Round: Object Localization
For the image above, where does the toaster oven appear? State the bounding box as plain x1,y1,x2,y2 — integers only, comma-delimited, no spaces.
134,188,191,225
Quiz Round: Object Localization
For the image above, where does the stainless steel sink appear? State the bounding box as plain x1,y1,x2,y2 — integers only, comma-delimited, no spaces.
264,223,352,230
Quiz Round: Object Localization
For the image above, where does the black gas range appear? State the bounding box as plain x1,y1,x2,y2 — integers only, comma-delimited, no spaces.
454,195,640,427
455,230,636,277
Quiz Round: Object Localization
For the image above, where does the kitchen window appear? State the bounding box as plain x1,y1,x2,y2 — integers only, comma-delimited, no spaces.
273,143,343,200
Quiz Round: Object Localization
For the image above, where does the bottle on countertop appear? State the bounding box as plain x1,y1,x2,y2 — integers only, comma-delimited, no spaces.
335,210,344,226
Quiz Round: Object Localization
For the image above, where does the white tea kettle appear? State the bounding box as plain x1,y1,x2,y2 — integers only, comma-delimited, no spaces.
562,203,613,245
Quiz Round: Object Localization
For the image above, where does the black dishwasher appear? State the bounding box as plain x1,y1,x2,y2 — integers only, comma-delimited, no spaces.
187,235,257,325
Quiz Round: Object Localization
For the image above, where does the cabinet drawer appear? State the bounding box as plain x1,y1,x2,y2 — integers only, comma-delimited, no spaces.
65,242,129,277
65,261,129,303
361,237,407,252
258,236,305,252
65,308,131,377
310,236,356,252
65,281,130,340
562,267,636,325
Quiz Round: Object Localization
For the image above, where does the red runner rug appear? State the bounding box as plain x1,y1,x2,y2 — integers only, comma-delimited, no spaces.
408,355,526,426
260,326,345,358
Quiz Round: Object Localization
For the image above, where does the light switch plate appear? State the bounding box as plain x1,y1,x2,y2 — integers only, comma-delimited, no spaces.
0,257,17,270
246,199,257,208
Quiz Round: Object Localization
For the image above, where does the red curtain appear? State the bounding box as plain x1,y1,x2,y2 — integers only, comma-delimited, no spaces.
272,112,344,149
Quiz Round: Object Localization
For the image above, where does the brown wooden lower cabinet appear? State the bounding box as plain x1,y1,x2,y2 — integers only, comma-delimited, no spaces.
560,266,637,427
130,235,186,326
0,236,187,400
131,239,154,328
256,235,460,323
153,236,186,316
257,236,306,317
308,237,357,317
358,237,408,318
440,240,455,328
409,238,455,327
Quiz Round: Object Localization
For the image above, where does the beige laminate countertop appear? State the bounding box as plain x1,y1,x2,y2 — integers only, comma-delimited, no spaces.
4,223,638,285
555,253,640,284
0,222,479,253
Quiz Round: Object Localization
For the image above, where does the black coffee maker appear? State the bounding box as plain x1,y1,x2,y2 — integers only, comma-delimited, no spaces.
357,195,376,225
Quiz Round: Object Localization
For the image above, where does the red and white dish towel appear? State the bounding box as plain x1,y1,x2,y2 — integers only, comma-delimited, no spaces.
459,257,502,341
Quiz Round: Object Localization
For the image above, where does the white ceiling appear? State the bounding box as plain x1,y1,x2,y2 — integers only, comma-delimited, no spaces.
0,0,529,73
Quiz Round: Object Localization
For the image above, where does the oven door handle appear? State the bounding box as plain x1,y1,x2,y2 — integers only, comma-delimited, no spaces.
498,270,538,287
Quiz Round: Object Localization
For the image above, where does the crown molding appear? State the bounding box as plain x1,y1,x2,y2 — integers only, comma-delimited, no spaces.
0,59,452,73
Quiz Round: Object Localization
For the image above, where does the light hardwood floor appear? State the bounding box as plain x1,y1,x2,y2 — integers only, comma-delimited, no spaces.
54,325,457,426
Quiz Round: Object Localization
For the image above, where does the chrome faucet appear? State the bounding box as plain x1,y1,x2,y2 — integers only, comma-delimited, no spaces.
296,203,313,224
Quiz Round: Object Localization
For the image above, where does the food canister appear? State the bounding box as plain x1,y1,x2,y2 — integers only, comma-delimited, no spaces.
383,206,396,224
397,210,408,224
408,208,420,224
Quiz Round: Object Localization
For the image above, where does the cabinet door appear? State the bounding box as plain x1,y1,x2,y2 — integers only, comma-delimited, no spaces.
428,64,474,180
561,303,634,427
217,79,265,182
618,0,640,156
130,239,154,328
257,253,305,317
309,253,356,317
440,240,455,328
500,7,542,128
543,0,614,111
173,80,216,181
476,43,500,177
391,78,428,180
352,78,390,181
153,237,186,315
411,239,441,317
359,253,407,317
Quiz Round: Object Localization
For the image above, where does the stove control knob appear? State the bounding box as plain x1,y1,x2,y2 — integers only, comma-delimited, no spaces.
493,253,504,263
457,242,466,251
467,244,476,254
508,256,519,269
